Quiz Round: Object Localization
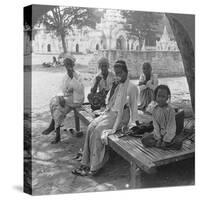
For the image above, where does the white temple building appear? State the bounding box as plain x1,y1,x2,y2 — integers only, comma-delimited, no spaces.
24,9,140,55
156,26,179,51
24,10,179,55
31,24,63,54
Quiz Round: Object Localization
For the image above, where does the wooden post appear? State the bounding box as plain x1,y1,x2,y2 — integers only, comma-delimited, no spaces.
73,109,80,132
129,161,142,188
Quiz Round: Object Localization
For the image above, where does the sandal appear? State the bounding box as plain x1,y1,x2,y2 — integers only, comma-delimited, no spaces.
69,128,75,135
72,152,83,161
71,165,89,176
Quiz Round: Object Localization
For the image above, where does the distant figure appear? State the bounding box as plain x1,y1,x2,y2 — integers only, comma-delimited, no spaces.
87,57,115,110
42,55,84,144
141,85,177,149
52,56,57,67
138,62,158,111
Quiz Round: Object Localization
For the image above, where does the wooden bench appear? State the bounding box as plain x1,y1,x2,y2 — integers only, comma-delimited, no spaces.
73,104,195,188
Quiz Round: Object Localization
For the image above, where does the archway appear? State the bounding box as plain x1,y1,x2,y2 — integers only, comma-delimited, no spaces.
75,44,79,53
131,43,134,50
101,34,107,49
47,44,51,52
127,42,129,50
96,44,99,50
116,35,126,50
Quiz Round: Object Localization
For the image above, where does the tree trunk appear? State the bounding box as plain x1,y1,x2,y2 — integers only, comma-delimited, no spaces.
60,33,67,53
166,14,195,114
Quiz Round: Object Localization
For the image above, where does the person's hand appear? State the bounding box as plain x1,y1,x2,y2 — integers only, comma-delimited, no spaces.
96,75,102,83
139,81,147,86
67,88,73,93
160,141,167,148
101,129,115,145
155,139,162,147
113,77,121,86
111,129,117,134
146,80,152,87
101,88,107,96
58,96,65,107
68,71,73,79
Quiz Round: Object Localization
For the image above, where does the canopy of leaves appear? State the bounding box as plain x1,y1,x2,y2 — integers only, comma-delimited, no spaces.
24,5,57,40
40,6,103,36
121,10,164,40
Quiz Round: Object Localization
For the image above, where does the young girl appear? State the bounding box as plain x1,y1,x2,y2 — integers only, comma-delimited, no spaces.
138,62,158,111
141,85,176,148
72,60,130,176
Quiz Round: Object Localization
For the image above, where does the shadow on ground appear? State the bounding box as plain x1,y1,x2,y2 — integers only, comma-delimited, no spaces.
24,110,194,195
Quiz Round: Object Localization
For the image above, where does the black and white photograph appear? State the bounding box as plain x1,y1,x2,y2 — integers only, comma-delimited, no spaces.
23,3,195,196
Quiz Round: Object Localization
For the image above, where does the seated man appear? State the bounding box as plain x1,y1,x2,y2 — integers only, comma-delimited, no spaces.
42,55,84,144
88,57,115,111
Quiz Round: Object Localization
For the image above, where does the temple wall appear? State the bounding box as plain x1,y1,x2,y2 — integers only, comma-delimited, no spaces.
89,50,185,78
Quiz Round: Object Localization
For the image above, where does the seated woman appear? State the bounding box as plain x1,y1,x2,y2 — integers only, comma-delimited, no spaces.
87,57,115,110
141,85,178,149
72,60,133,176
42,55,84,144
138,62,158,111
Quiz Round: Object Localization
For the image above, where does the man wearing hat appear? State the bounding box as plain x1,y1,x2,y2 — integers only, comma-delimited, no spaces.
42,55,85,144
87,57,115,110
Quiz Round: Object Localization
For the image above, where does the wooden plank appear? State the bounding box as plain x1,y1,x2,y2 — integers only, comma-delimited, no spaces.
130,140,158,161
125,135,195,167
153,148,194,166
75,105,195,173
108,135,156,173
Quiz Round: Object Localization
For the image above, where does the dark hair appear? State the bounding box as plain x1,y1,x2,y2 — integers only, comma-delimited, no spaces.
143,62,152,70
64,58,74,67
114,60,128,73
154,84,171,101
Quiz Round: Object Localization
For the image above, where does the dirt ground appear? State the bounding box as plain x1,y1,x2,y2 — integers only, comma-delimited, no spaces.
24,66,194,195
29,110,194,195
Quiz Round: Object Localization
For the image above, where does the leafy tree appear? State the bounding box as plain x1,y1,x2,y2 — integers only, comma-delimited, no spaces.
121,10,163,49
41,6,103,53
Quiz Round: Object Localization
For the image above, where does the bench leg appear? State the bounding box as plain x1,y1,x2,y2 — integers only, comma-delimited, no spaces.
129,161,142,188
73,109,80,132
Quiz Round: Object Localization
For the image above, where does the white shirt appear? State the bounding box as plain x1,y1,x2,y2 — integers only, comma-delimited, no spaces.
139,73,158,91
58,71,84,104
111,83,126,112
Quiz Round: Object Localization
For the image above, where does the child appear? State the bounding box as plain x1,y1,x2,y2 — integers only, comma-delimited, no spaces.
138,62,158,111
141,85,176,148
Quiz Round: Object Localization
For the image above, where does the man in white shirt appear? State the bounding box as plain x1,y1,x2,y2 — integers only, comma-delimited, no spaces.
42,55,84,144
